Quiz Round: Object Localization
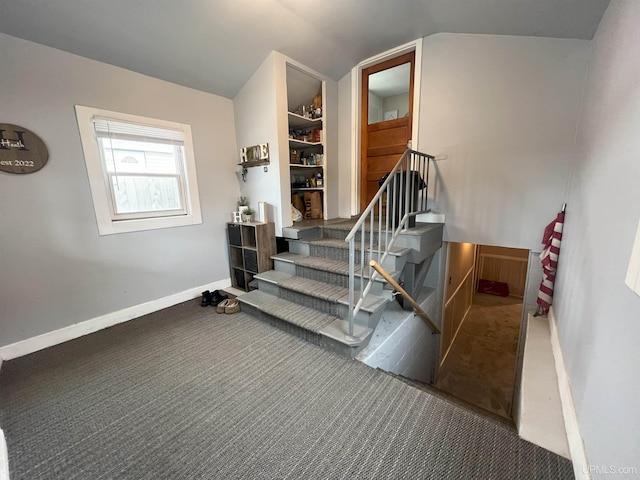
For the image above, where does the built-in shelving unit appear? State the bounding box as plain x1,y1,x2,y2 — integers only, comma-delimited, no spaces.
286,65,326,220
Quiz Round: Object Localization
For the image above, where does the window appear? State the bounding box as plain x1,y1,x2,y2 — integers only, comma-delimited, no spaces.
75,106,202,235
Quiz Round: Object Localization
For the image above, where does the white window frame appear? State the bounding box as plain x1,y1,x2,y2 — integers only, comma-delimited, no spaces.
75,106,202,235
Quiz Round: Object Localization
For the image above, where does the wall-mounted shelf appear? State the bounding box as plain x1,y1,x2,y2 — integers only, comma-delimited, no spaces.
289,164,323,168
238,160,270,168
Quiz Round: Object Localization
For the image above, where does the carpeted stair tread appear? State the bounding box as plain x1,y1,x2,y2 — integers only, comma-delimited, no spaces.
279,276,348,302
308,237,409,256
308,237,351,249
272,253,402,286
293,255,353,274
238,290,337,333
322,222,386,234
273,253,359,276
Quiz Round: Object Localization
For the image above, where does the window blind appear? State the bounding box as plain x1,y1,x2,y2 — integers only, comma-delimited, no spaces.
92,117,184,145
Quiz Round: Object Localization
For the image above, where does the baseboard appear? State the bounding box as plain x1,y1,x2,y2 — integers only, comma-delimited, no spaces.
0,278,231,361
548,307,590,480
516,313,570,458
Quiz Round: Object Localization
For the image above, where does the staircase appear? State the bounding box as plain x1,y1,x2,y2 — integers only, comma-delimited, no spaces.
237,218,444,358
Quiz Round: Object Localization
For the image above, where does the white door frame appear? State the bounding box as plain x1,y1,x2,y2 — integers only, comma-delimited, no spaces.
350,38,424,215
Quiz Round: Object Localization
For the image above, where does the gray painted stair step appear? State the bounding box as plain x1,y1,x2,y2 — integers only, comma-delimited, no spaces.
238,290,337,333
253,269,293,285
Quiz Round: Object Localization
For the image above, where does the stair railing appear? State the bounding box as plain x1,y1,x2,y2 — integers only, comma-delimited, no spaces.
345,149,434,342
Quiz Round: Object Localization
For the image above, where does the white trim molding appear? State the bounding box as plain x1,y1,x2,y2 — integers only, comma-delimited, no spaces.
74,105,203,235
0,278,230,360
549,307,591,480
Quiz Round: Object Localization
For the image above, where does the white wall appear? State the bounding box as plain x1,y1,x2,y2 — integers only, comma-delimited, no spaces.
0,33,238,346
553,1,640,475
367,92,382,124
419,34,590,250
338,72,353,219
323,77,340,220
382,93,409,119
234,52,340,232
233,52,286,233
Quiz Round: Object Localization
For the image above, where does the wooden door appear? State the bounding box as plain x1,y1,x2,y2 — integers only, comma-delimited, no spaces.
360,52,415,209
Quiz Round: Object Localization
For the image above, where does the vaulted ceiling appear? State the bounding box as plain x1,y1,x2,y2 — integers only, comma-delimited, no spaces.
0,0,610,99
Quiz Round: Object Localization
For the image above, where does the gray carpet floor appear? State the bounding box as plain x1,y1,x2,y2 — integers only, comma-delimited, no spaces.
0,300,574,479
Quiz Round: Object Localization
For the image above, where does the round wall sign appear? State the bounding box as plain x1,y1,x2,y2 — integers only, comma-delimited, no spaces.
0,124,49,174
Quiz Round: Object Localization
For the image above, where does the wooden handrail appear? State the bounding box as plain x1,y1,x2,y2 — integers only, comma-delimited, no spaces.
369,260,441,334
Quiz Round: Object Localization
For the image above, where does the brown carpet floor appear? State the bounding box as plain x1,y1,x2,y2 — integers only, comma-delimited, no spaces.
435,293,523,420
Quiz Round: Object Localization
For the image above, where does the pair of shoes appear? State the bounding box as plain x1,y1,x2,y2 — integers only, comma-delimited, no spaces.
200,290,213,307
201,290,229,307
216,298,240,314
210,290,228,307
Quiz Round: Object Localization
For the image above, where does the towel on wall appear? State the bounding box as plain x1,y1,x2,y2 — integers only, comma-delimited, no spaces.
536,210,565,315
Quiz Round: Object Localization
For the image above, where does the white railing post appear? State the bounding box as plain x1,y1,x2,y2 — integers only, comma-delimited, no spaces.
345,149,435,343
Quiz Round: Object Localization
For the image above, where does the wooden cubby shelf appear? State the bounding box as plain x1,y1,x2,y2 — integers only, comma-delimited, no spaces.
226,222,276,291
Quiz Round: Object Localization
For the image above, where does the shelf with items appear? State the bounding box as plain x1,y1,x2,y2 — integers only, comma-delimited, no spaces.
286,63,326,221
289,164,324,169
289,148,324,167
288,112,322,129
226,222,276,292
291,189,324,220
289,139,322,149
290,168,324,189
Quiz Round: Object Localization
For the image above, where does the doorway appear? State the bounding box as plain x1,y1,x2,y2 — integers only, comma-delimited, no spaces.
436,242,529,421
360,51,415,210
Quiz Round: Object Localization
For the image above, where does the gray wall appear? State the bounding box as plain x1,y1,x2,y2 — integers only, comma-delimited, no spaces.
419,34,590,250
0,33,238,345
553,1,640,475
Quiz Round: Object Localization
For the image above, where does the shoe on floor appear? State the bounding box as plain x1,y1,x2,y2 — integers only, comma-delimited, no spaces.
216,299,230,314
224,299,240,314
210,290,228,307
200,290,212,307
